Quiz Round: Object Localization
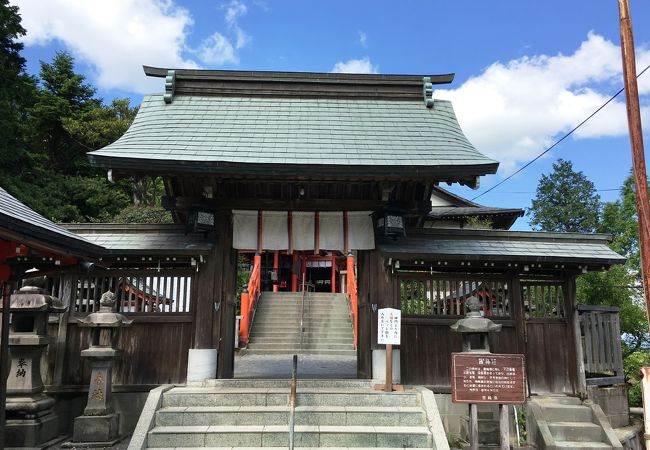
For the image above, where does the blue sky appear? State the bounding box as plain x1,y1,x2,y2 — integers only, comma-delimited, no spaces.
11,0,650,230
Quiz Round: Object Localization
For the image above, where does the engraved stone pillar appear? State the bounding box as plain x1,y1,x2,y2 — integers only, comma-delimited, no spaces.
63,291,132,447
2,285,66,448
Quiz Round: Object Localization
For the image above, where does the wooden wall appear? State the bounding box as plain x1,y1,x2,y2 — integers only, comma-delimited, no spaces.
358,250,580,394
48,315,193,386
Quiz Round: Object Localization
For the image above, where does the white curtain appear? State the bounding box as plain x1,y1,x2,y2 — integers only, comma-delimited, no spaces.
319,211,344,251
232,210,258,250
292,211,315,250
262,211,288,250
232,210,376,251
348,211,375,250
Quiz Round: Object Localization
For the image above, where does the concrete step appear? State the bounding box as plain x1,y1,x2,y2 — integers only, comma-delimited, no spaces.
252,317,352,325
246,343,355,351
553,441,612,450
532,396,583,406
242,348,357,356
195,379,373,389
542,404,594,422
149,447,429,450
162,388,419,408
147,424,432,448
252,323,352,331
155,405,426,427
250,331,353,338
248,337,353,345
548,422,604,442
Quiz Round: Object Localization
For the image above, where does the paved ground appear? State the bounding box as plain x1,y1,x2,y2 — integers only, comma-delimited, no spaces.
234,352,358,379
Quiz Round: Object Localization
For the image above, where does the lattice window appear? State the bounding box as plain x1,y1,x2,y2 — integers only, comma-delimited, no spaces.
48,270,194,314
521,279,565,319
399,274,510,318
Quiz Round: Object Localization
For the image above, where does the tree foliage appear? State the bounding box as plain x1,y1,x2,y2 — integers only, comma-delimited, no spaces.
0,4,169,224
528,159,601,233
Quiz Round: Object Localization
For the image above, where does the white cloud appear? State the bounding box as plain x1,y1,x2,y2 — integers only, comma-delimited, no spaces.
224,0,251,49
331,57,378,74
434,32,650,174
196,32,237,65
13,0,253,94
358,30,367,47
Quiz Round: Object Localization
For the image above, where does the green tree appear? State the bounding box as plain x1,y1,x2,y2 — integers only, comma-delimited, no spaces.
0,0,37,170
528,159,601,232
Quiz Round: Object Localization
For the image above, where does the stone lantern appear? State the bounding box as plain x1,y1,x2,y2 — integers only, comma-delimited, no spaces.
2,285,66,448
450,296,502,352
66,290,132,447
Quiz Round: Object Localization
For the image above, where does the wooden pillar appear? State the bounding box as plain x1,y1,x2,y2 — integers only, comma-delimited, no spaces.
567,274,587,394
192,212,238,378
301,256,307,287
53,273,78,386
273,250,279,293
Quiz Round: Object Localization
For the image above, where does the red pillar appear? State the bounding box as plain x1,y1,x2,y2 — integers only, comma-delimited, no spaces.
273,250,279,293
331,254,337,293
291,254,298,292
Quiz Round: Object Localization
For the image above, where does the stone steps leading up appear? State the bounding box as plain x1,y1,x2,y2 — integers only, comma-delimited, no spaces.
246,292,355,356
141,381,439,449
147,425,432,448
529,396,622,450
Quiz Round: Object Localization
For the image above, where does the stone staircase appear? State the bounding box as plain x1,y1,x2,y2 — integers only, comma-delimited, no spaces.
245,292,356,356
528,396,623,450
136,379,444,449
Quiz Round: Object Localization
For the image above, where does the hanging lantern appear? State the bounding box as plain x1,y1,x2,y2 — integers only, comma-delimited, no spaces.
187,208,215,235
376,208,406,238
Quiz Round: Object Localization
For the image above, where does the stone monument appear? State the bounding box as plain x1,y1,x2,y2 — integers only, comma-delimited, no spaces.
2,285,66,448
64,291,132,447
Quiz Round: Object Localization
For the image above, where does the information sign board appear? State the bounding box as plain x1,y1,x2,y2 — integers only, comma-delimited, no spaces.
377,308,401,345
451,353,526,404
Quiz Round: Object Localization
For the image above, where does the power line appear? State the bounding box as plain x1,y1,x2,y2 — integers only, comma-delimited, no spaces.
470,62,650,202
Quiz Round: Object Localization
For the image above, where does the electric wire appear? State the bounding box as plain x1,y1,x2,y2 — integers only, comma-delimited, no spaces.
470,62,650,202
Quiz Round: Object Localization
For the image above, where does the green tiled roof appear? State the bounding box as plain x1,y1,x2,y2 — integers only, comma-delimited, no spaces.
62,224,213,256
378,229,626,268
88,94,498,176
0,187,103,256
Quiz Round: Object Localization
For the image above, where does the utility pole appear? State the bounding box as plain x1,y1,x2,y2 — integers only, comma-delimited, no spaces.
618,2,650,447
618,0,650,323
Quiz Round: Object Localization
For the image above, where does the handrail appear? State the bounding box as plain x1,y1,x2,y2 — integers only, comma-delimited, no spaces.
239,254,262,346
288,354,297,450
346,254,358,348
298,275,313,351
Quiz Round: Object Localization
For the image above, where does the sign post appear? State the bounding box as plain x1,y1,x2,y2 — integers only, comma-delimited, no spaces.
450,296,526,450
377,307,401,392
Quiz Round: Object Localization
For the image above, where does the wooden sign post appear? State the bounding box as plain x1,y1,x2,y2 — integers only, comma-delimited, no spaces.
376,308,401,392
451,353,526,450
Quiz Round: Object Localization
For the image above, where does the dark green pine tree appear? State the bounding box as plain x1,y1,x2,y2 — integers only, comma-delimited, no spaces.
0,0,37,171
528,159,601,233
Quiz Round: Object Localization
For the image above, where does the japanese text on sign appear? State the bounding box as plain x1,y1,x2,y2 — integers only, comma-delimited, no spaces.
378,308,401,345
451,353,526,404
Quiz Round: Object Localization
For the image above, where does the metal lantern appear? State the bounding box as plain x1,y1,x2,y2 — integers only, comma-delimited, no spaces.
377,208,406,238
187,208,215,235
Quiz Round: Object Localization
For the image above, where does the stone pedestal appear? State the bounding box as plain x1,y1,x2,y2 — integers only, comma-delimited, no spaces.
1,286,66,448
63,291,131,448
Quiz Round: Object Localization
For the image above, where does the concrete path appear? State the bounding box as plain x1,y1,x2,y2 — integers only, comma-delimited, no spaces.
234,352,357,379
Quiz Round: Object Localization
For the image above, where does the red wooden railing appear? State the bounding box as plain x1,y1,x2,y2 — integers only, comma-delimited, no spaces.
346,254,358,348
239,254,262,346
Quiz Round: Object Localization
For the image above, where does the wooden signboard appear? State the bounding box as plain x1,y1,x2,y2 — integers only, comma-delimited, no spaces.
377,308,401,345
451,353,526,404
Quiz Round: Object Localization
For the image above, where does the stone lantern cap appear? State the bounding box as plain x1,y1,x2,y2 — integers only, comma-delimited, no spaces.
450,296,502,334
1,286,66,313
77,291,133,328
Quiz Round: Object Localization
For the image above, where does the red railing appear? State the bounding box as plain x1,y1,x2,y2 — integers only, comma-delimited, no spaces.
239,254,262,346
346,254,358,348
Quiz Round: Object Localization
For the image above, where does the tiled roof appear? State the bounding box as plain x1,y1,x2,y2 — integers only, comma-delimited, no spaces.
378,229,626,267
0,187,103,256
88,94,498,176
62,224,213,255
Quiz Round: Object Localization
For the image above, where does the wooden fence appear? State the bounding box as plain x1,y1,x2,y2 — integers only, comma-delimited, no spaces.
578,304,624,386
45,268,196,387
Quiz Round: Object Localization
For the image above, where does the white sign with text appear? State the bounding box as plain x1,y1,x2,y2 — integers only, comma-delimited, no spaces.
378,308,401,345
